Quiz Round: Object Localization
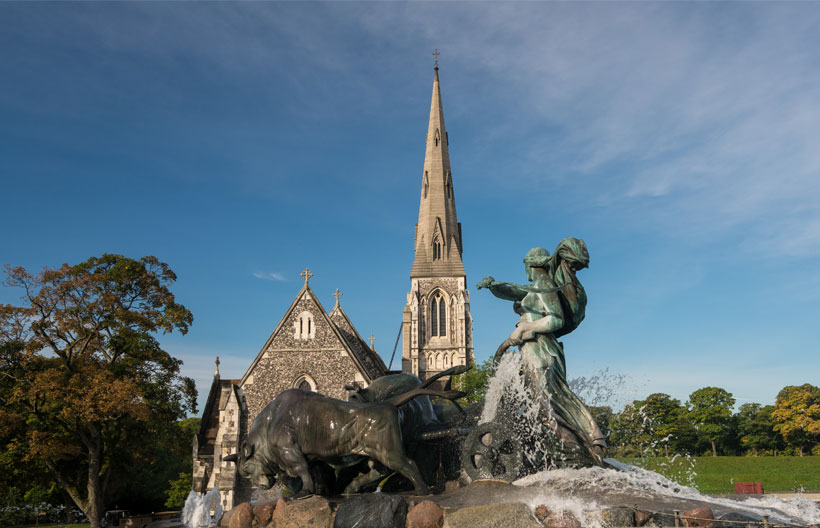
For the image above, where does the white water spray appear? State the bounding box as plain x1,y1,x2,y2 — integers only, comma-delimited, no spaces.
181,487,223,528
476,354,820,526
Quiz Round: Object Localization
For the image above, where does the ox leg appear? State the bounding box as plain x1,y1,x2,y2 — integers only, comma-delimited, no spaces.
280,447,315,497
342,460,385,495
372,429,430,495
388,456,429,496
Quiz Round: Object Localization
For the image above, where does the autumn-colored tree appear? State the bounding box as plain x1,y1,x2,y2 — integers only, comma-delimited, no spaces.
0,255,196,528
772,384,820,457
686,387,735,456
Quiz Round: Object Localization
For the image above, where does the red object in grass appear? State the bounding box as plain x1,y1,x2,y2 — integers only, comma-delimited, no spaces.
734,481,764,494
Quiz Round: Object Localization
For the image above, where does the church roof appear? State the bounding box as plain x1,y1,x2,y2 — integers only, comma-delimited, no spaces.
329,302,387,380
238,276,386,387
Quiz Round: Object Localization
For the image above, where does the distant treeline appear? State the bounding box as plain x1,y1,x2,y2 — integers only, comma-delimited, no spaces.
452,360,820,458
591,384,820,458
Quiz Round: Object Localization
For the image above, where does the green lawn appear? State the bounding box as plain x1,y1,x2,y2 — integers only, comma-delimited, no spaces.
618,456,820,494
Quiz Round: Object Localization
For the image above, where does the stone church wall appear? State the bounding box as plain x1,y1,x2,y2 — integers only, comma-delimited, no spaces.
241,349,358,423
241,292,360,423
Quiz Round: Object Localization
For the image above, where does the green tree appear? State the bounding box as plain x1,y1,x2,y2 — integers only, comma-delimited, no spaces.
106,416,201,513
608,394,693,457
609,401,652,457
451,357,494,404
772,384,820,457
0,255,196,528
686,387,735,456
165,472,192,509
588,405,615,446
737,403,781,456
640,393,686,456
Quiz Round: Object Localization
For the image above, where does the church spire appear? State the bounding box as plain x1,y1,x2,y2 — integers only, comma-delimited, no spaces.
410,62,465,278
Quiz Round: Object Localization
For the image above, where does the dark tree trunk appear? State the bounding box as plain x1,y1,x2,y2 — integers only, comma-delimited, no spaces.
86,433,105,528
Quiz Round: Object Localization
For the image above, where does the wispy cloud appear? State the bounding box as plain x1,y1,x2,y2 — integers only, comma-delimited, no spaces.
350,3,820,259
253,271,287,282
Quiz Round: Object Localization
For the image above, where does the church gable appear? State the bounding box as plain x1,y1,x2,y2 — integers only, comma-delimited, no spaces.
238,282,374,422
267,289,342,350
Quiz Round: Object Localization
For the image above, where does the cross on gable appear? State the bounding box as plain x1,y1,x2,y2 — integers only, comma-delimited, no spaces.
368,334,376,349
300,268,314,285
333,288,343,305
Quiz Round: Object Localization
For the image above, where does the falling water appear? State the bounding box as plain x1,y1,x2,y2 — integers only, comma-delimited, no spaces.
476,353,820,526
479,352,570,470
181,487,223,528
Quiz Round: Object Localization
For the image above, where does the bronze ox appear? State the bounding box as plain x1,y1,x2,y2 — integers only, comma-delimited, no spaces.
223,375,466,496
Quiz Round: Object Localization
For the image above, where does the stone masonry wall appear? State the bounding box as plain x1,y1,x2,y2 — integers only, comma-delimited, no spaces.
242,348,358,423
241,291,359,423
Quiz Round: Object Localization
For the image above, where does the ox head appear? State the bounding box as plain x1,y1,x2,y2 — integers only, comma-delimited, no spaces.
222,438,276,489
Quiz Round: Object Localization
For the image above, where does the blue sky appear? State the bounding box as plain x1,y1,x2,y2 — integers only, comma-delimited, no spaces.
2,2,818,412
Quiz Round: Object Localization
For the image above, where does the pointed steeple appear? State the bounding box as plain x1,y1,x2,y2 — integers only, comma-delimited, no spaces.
410,64,465,278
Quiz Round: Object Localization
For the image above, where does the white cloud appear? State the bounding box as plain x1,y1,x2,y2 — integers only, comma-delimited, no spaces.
351,3,820,259
253,271,287,281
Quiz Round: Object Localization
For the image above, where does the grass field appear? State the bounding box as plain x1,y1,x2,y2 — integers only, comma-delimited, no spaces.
618,456,820,494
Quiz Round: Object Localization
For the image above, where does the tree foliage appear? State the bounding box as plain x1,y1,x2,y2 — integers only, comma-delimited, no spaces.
165,472,193,509
686,387,735,456
772,384,820,456
0,255,196,527
451,357,494,404
737,403,782,456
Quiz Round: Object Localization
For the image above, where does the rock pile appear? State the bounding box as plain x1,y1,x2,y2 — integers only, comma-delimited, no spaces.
216,495,817,528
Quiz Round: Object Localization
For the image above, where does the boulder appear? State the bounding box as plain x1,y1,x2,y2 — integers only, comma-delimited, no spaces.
228,502,253,528
647,510,677,527
333,493,407,528
534,505,549,521
271,498,287,524
444,502,541,528
218,509,233,528
407,500,444,528
253,503,276,526
634,510,653,527
542,510,582,528
597,506,636,527
682,507,713,527
273,496,332,528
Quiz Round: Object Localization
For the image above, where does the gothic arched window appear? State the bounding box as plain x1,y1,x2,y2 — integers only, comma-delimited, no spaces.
432,237,441,260
439,296,447,337
430,292,446,338
293,374,316,392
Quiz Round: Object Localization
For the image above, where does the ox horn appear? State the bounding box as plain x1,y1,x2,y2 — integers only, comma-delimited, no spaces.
222,453,238,462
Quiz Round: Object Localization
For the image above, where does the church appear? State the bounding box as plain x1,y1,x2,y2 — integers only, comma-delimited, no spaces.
192,63,473,508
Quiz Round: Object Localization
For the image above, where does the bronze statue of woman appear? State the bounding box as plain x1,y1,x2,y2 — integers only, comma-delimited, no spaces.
477,238,607,467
